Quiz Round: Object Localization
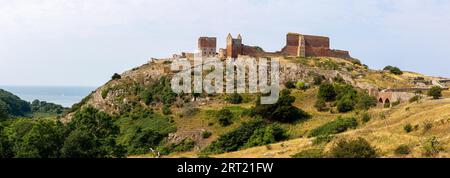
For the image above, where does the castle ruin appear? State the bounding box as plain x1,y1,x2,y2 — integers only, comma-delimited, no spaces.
197,32,352,59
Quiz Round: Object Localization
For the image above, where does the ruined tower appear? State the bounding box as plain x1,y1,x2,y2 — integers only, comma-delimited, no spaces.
198,37,217,56
226,33,243,58
282,32,350,59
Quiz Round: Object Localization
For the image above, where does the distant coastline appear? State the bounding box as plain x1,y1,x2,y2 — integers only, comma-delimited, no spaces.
0,86,96,107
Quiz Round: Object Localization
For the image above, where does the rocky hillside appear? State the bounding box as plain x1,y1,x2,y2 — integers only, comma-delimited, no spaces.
62,56,450,158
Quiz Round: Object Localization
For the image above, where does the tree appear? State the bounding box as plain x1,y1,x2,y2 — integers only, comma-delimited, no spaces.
355,92,377,110
63,107,125,158
318,83,336,101
111,73,121,80
314,98,328,112
383,65,403,75
427,86,442,99
253,89,309,123
0,125,13,158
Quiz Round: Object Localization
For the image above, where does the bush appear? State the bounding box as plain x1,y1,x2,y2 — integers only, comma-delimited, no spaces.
383,66,403,75
409,95,421,103
292,149,324,158
139,76,177,105
394,145,411,156
295,81,309,90
216,108,233,127
318,84,336,101
244,124,287,148
253,89,309,123
336,95,355,113
313,74,326,85
111,73,122,80
361,112,371,123
312,135,334,145
356,93,377,110
384,102,391,108
202,131,212,139
391,100,401,107
329,137,378,158
284,81,296,89
30,100,66,115
404,124,413,133
309,117,358,137
314,99,328,112
422,137,443,157
427,86,442,99
225,93,243,104
162,105,171,115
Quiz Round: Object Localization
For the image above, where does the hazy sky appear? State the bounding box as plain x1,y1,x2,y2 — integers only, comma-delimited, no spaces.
1,0,450,87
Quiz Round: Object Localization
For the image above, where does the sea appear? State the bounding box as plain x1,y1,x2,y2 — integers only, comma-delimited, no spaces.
0,86,97,107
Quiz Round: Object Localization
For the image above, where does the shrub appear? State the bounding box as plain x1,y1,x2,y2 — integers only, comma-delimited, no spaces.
111,73,121,80
355,92,377,110
314,98,328,112
101,89,109,99
329,137,378,158
313,74,326,85
202,131,212,139
243,124,287,148
422,120,433,133
384,102,391,108
312,135,334,145
336,95,355,113
409,95,421,103
318,83,336,101
295,81,309,90
162,105,171,115
404,124,413,133
391,100,401,107
394,145,411,156
361,112,371,123
225,93,243,104
422,137,443,157
292,149,324,158
383,66,403,75
216,108,233,127
309,117,358,137
427,86,442,99
284,81,296,89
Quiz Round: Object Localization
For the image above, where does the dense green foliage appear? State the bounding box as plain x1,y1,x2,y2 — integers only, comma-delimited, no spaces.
383,65,403,75
139,76,177,105
0,89,31,119
111,73,122,80
158,139,195,155
115,105,176,155
253,89,309,123
317,83,376,113
62,107,125,158
284,81,296,89
309,117,358,137
31,100,67,115
202,120,287,154
329,137,378,158
427,86,442,99
216,108,233,127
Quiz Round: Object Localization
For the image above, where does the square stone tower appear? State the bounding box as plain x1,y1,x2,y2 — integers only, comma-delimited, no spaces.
198,37,217,56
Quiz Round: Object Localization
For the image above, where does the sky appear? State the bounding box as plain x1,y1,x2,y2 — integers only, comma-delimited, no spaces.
1,0,449,87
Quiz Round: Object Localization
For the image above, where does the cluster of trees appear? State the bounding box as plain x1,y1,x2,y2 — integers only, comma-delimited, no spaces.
0,107,125,158
139,76,177,105
31,100,67,115
315,83,377,113
0,89,31,119
252,89,310,123
202,120,287,154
